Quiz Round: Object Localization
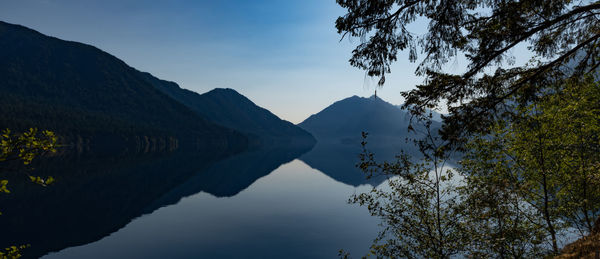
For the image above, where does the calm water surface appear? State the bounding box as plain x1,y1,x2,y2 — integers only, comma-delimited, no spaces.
1,143,394,259
43,160,378,259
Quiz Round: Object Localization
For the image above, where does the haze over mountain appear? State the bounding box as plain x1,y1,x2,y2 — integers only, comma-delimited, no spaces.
0,21,251,153
141,72,315,146
0,21,314,153
299,95,440,145
298,96,448,187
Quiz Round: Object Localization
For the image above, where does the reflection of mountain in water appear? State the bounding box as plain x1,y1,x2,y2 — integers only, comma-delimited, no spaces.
300,139,422,187
148,144,315,209
297,94,448,187
0,144,312,259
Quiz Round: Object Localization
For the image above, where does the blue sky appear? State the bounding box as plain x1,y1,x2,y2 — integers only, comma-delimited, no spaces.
1,0,468,123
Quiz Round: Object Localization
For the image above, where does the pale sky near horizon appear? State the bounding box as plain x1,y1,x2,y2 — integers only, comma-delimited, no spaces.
1,0,504,123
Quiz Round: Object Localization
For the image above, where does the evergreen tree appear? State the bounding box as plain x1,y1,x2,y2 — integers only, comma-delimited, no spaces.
336,0,600,148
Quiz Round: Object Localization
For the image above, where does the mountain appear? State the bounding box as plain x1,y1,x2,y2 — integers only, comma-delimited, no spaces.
140,72,315,146
0,21,247,153
299,95,439,144
299,96,451,187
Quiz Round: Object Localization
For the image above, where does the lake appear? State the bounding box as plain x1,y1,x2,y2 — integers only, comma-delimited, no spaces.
0,142,400,259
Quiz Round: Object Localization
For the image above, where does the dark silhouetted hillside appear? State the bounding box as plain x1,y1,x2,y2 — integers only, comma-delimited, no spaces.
0,21,247,153
141,72,315,146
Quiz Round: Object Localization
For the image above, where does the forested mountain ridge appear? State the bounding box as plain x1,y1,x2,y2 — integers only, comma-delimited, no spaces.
0,21,247,153
141,72,315,146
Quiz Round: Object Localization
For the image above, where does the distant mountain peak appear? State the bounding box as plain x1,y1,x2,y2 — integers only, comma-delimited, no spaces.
299,95,440,143
143,77,315,146
207,88,240,94
204,87,250,101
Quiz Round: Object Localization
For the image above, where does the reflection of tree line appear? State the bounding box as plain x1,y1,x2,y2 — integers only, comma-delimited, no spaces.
1,128,462,259
0,137,313,259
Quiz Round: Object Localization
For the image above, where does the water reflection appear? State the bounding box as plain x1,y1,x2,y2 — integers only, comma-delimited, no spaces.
0,150,227,258
1,142,387,259
300,140,421,187
43,160,378,259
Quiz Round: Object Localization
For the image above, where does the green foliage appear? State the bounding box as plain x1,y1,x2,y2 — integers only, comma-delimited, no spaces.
28,176,55,187
346,131,466,258
337,1,600,257
0,245,30,259
0,180,9,194
0,128,58,192
459,78,600,256
346,79,600,257
458,124,552,257
0,128,57,165
1,128,58,213
0,129,57,257
336,0,600,148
